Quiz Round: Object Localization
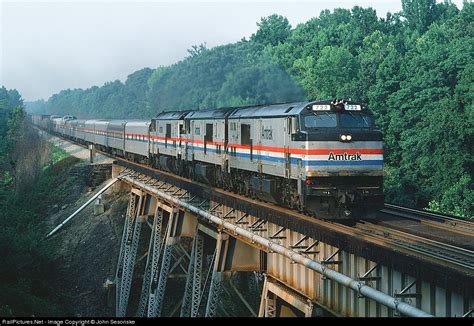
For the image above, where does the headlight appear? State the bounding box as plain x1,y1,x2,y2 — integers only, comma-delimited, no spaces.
347,135,352,141
341,135,347,141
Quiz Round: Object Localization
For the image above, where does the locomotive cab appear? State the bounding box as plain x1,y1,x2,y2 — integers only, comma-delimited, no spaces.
296,100,384,219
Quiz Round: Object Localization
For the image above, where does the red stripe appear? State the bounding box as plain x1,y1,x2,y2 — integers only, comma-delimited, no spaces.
150,135,224,146
227,143,383,155
66,130,382,155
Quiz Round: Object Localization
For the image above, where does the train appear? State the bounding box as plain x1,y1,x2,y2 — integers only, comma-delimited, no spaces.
31,100,384,220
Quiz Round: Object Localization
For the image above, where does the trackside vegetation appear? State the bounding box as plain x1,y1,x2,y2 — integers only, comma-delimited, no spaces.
0,88,82,315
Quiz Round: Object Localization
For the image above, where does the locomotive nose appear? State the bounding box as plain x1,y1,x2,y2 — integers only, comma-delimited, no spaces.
338,191,355,217
338,191,355,205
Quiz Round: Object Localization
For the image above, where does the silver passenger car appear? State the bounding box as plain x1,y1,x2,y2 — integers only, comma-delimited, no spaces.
124,120,151,158
94,120,110,148
107,120,126,155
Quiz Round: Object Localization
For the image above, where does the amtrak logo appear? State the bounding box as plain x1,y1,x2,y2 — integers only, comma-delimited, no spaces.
328,152,362,161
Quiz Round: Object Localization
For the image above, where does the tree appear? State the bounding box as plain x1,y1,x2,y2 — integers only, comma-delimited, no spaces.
251,14,291,46
298,46,359,100
401,0,437,32
187,43,208,58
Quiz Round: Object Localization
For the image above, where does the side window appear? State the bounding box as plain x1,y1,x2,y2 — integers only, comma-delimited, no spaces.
185,120,190,133
159,126,163,133
150,121,156,132
195,124,201,135
205,123,213,143
166,124,171,138
262,125,273,140
241,124,251,145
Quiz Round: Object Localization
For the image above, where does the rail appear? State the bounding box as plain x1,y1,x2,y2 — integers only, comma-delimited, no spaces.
382,204,474,237
354,221,474,274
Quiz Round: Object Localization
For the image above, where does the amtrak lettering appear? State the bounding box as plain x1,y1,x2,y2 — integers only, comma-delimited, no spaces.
328,152,362,161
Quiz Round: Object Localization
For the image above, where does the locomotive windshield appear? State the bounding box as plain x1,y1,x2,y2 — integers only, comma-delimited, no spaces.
304,111,374,129
304,113,337,128
339,112,374,128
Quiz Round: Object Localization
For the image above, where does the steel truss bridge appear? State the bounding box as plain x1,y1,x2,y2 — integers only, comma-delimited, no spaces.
78,159,473,318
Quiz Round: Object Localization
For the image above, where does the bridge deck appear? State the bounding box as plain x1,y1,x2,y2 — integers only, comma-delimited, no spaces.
115,159,474,297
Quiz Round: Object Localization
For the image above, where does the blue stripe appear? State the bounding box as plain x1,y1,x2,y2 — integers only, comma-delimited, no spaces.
154,140,177,148
127,138,148,143
233,152,382,166
233,152,284,163
189,145,217,153
302,160,383,166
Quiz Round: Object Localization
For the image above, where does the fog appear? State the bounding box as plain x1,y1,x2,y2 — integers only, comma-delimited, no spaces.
0,0,465,101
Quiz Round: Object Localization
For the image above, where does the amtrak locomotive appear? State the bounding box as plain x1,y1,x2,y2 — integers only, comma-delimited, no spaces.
32,100,384,220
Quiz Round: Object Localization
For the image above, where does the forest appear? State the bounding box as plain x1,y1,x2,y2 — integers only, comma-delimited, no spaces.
0,87,74,315
26,0,473,217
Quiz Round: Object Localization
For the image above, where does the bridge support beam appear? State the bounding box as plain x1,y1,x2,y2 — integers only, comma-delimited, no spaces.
191,233,204,317
180,231,201,317
136,203,164,317
204,231,228,317
258,274,313,317
147,207,180,317
115,189,145,317
205,270,224,317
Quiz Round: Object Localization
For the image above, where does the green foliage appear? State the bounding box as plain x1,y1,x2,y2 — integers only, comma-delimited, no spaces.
402,0,437,32
49,144,70,167
292,46,359,100
0,155,79,316
0,87,24,161
251,14,291,46
427,175,473,218
146,41,304,111
28,1,473,217
24,99,47,114
0,88,73,315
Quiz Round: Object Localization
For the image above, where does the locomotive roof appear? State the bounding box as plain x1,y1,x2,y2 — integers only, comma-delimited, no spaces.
184,107,236,120
154,111,189,120
228,102,305,119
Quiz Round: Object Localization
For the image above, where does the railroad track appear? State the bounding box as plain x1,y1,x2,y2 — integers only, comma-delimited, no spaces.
352,221,474,274
381,203,474,237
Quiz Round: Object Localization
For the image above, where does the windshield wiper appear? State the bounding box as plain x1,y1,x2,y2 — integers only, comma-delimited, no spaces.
346,111,357,119
323,111,336,121
361,115,370,126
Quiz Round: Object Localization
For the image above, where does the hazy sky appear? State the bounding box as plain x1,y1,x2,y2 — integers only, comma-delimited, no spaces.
0,0,466,101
